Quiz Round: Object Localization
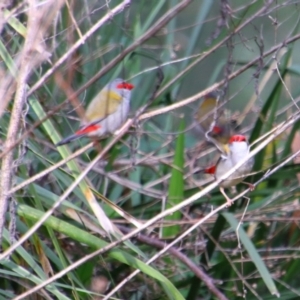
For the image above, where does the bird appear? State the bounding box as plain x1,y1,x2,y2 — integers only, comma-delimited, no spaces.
195,92,238,154
56,78,134,146
204,134,254,206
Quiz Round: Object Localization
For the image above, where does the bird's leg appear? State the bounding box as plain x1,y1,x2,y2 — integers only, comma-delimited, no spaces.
91,137,102,153
241,181,255,191
220,187,234,207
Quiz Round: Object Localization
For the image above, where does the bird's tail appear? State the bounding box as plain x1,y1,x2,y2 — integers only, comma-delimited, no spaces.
56,133,81,146
56,123,102,146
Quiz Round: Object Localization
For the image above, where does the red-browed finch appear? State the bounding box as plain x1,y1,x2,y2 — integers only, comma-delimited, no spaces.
56,78,134,146
205,134,254,206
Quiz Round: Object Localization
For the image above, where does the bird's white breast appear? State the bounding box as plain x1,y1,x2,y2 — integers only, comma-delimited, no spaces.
95,95,130,136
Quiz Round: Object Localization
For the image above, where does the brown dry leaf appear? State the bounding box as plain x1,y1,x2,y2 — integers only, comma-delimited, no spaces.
34,237,54,277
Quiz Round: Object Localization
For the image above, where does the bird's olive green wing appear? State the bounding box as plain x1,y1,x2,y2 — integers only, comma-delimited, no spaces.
85,89,122,122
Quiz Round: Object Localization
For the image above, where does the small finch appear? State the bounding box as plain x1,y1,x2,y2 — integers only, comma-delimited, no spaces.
195,92,237,154
56,78,134,146
205,134,254,206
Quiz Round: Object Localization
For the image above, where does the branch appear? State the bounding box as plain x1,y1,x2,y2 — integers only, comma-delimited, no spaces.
0,0,63,243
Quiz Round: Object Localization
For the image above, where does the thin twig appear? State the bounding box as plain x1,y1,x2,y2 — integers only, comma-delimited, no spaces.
8,143,92,195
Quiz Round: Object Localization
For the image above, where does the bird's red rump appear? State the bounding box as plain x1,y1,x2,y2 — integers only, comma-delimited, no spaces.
204,165,216,174
229,134,246,143
117,82,134,90
75,124,101,135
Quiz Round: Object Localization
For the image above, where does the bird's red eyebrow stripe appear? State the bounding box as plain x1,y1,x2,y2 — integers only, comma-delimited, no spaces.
116,82,134,90
212,126,222,134
204,165,216,174
229,135,246,143
75,124,101,135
